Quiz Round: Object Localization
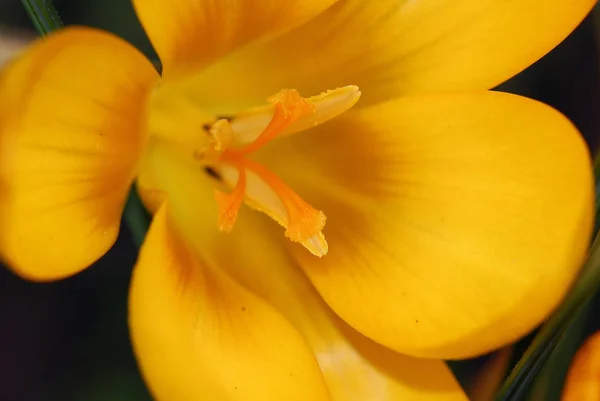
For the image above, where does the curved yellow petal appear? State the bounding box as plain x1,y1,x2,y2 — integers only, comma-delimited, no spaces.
129,202,331,401
132,0,340,79
179,0,595,111
258,91,594,359
563,331,600,401
136,141,468,401
0,27,158,280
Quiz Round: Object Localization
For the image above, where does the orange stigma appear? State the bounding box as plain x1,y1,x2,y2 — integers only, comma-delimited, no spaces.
225,89,315,156
233,158,326,243
214,166,246,232
206,86,361,257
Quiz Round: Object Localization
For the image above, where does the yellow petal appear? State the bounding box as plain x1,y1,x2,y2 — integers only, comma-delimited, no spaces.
179,0,595,111
136,140,469,401
129,202,331,401
258,91,594,359
132,0,340,79
563,331,600,401
0,27,158,280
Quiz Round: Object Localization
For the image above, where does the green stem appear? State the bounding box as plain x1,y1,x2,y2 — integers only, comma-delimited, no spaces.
594,157,600,235
21,0,63,35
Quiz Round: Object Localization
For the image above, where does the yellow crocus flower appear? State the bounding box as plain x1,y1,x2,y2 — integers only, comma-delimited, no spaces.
0,1,597,400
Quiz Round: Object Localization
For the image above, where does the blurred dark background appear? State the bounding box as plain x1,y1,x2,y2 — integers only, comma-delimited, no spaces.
0,2,600,401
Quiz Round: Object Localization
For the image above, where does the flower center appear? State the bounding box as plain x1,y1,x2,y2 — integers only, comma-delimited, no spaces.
196,86,360,257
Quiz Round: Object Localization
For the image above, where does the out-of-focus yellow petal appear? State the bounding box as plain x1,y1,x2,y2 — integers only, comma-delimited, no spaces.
0,27,158,280
136,141,469,401
129,202,331,401
258,91,593,359
132,0,340,79
179,0,595,112
563,331,600,401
